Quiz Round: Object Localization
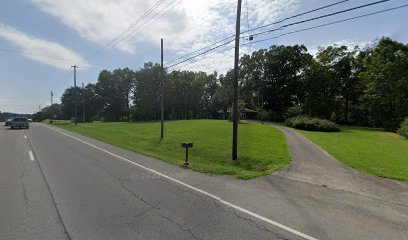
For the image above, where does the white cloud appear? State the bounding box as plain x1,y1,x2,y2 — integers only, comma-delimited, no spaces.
0,23,89,70
308,39,375,56
31,0,300,73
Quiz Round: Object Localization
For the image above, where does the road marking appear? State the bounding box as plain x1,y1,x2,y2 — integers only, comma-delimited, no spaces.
28,151,35,161
40,124,318,240
24,135,27,139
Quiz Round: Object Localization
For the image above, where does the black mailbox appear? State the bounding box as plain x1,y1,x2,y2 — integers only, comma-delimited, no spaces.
181,142,193,165
181,142,193,148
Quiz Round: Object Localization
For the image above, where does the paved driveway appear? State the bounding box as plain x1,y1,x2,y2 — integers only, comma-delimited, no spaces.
268,123,408,206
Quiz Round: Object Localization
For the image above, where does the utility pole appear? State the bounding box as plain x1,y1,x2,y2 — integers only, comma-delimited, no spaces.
82,82,86,123
232,0,242,160
160,38,164,140
50,91,53,123
71,65,78,126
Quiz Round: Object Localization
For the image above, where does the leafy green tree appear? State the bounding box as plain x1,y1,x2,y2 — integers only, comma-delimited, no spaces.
317,45,360,123
240,45,312,120
95,68,133,121
132,62,162,120
359,37,408,130
302,59,338,119
61,86,82,120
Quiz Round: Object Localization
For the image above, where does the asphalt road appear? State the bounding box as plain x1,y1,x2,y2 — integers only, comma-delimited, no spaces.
0,123,306,240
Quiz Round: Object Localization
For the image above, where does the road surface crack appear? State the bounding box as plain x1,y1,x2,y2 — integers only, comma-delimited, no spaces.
18,162,30,205
158,212,204,240
120,182,202,239
232,210,289,240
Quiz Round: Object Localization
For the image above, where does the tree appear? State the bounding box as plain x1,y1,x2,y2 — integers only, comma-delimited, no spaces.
316,45,359,123
359,37,408,130
240,45,312,120
302,59,338,119
95,69,133,121
61,86,82,120
132,63,162,121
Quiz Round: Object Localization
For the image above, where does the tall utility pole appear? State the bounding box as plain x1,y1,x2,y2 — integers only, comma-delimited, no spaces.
232,0,242,160
50,91,53,123
82,82,86,123
160,38,164,140
71,65,78,126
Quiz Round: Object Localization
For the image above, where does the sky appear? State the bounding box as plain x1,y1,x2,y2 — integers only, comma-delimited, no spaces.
0,0,407,114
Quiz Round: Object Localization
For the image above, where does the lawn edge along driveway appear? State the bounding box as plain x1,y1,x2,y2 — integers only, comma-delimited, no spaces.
52,120,291,179
297,126,408,181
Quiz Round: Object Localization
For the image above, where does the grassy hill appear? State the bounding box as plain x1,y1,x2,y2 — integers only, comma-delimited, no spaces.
54,120,290,179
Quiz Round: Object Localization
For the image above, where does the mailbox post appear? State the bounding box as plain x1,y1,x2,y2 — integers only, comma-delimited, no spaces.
181,142,193,166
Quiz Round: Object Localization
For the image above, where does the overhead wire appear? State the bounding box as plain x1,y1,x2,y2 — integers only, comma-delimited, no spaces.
87,0,184,67
84,0,168,63
164,0,355,66
167,3,408,71
243,4,408,46
245,0,251,51
166,0,391,69
248,0,391,38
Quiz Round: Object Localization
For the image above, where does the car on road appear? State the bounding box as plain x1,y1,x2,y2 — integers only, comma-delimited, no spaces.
5,118,13,126
9,117,29,129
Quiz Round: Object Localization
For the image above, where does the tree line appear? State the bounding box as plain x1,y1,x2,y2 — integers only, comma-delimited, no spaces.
34,37,408,131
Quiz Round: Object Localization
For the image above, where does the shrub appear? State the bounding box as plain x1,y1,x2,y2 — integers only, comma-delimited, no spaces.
283,106,304,120
398,118,408,139
285,116,340,132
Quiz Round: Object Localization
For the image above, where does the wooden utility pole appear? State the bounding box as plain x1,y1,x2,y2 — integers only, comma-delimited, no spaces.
82,82,86,123
232,0,242,160
160,38,164,140
71,65,78,126
50,91,53,123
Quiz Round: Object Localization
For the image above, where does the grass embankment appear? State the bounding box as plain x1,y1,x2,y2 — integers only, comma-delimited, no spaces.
298,127,408,181
54,120,290,179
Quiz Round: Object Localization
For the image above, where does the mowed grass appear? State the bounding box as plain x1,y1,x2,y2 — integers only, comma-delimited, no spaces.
298,127,408,181
55,120,290,179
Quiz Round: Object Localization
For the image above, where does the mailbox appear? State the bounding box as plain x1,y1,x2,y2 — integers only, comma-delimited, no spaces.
181,142,193,165
181,142,193,148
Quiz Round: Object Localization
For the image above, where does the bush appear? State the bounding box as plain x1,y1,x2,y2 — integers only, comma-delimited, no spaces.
285,116,340,132
283,106,304,120
398,118,408,139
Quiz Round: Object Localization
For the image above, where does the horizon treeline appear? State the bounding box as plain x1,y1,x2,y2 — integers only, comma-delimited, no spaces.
34,37,408,131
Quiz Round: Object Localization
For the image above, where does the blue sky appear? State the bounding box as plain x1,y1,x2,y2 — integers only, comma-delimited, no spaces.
0,0,407,114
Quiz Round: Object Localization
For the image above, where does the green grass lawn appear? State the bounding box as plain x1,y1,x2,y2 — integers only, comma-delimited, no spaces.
54,120,290,179
298,127,408,181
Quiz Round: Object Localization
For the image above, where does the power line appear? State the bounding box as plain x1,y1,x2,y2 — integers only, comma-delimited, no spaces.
165,39,235,69
249,0,391,38
87,0,183,65
242,0,353,35
168,3,408,71
164,0,354,65
137,0,183,34
84,0,168,63
245,0,252,51
166,0,391,68
244,4,408,46
164,35,235,65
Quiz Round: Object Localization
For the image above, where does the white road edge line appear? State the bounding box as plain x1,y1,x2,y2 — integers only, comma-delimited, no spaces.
40,124,318,240
28,150,35,161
